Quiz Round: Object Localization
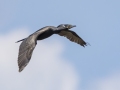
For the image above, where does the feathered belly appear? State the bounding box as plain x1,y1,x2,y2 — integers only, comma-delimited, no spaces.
37,31,54,40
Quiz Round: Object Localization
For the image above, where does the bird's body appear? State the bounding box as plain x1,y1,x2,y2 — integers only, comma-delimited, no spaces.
36,27,55,40
17,24,88,72
16,26,57,43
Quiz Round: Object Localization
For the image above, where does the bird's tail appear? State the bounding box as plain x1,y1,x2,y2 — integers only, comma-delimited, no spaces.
15,38,26,43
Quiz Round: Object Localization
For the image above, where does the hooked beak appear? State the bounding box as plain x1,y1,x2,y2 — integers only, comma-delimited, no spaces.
69,25,76,29
72,25,76,27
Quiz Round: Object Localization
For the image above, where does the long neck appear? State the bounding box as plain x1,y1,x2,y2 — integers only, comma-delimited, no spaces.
54,26,66,34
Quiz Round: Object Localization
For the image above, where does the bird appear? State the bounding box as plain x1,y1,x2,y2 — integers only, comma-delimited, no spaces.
16,24,88,72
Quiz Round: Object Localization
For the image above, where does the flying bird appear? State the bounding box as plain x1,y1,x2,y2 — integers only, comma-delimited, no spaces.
16,24,88,72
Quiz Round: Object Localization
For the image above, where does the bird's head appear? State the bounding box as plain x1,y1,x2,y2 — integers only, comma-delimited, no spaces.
57,24,76,29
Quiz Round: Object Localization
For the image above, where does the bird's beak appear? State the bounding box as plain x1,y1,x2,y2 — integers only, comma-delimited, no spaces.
72,25,76,27
69,25,76,29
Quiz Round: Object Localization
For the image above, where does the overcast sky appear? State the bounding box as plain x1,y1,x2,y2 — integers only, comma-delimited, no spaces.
0,0,120,90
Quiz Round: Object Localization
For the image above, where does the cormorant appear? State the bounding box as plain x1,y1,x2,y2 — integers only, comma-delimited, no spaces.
16,24,88,72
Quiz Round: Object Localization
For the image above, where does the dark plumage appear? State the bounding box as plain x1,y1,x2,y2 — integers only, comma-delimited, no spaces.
16,24,88,72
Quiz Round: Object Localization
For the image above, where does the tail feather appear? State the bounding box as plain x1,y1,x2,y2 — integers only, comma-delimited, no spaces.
16,38,25,43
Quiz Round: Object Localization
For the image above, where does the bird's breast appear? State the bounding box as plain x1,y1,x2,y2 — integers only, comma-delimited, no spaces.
37,30,54,40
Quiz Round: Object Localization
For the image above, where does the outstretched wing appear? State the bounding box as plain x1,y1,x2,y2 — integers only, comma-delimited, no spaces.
18,36,37,72
17,26,57,72
58,30,87,47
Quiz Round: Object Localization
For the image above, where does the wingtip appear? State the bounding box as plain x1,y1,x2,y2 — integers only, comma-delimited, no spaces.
86,42,91,46
82,42,90,47
18,63,28,72
18,69,22,72
18,66,24,72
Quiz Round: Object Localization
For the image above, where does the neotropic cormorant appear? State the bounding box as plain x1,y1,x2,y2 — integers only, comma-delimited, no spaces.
16,24,88,72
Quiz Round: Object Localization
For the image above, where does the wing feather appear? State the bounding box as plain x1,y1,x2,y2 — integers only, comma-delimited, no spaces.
18,36,36,72
58,30,87,47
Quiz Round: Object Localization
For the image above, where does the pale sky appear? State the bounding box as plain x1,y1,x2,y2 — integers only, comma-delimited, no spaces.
0,0,120,90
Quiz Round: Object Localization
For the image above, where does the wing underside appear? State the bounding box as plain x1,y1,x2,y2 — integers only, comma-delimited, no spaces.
58,30,87,47
18,37,36,72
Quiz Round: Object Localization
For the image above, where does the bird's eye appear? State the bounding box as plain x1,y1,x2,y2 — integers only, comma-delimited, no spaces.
68,25,70,28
